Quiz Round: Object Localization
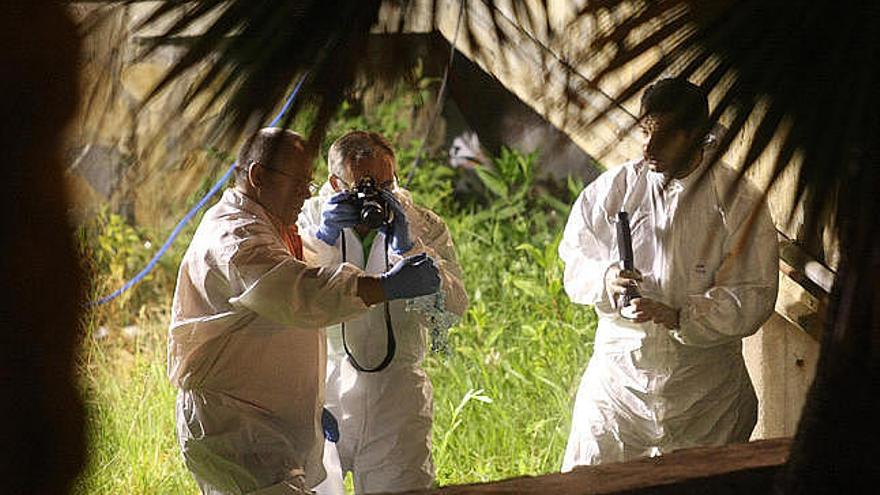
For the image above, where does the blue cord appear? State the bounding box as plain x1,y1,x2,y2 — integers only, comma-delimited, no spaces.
91,75,307,306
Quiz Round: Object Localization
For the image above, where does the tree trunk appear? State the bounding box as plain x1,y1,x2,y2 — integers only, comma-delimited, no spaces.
0,2,86,493
780,161,880,492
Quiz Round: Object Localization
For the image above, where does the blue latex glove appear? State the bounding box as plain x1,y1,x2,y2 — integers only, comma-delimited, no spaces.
378,190,414,254
316,191,360,246
322,408,339,443
378,253,441,300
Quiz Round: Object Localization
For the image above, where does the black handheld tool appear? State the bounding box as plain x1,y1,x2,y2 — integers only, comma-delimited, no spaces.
615,211,640,319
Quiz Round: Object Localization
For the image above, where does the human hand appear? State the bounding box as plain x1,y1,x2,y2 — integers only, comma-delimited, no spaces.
322,407,339,443
316,191,360,245
378,253,440,300
378,189,413,253
605,265,643,306
627,297,680,329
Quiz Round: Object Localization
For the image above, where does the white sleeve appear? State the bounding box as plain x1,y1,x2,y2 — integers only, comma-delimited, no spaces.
405,206,468,319
227,224,367,328
558,188,617,316
672,200,779,347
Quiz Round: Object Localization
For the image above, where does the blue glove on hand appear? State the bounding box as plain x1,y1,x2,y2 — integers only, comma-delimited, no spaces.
378,190,414,254
316,192,360,246
378,253,441,300
322,407,339,443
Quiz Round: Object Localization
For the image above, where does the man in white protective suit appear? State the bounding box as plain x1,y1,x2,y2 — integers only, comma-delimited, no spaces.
298,131,468,494
559,78,779,469
168,127,442,495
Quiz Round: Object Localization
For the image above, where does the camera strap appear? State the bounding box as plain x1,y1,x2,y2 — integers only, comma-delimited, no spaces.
340,232,397,373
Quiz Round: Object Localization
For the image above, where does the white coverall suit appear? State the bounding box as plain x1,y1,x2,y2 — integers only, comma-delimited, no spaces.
298,184,468,494
559,159,778,469
169,188,370,494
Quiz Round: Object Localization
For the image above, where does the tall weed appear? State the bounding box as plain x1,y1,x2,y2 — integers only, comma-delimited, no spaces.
75,317,194,494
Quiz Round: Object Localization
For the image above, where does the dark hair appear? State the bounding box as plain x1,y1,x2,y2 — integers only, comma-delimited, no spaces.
640,78,709,132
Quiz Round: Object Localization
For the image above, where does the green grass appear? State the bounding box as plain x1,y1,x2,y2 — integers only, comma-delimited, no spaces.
75,321,197,493
426,205,596,484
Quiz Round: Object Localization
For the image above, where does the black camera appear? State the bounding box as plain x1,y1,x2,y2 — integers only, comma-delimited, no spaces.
350,177,392,229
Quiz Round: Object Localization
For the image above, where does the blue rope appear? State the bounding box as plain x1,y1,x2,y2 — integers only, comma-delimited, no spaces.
92,75,307,306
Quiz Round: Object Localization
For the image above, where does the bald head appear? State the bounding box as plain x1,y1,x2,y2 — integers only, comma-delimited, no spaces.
235,127,314,224
236,127,308,183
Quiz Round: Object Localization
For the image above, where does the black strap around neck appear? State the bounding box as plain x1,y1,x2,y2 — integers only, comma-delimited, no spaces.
341,232,396,373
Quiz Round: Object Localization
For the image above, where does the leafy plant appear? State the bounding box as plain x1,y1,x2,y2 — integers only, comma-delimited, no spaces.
78,206,157,326
474,147,536,204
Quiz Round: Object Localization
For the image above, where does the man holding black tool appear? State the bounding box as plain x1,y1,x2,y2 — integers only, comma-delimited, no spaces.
559,78,779,468
298,130,467,494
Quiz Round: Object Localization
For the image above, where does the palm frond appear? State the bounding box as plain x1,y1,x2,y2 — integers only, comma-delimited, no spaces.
84,0,393,153
571,1,876,247
82,1,878,233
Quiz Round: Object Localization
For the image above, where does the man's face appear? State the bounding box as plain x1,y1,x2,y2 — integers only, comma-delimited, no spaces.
640,113,702,175
333,153,396,192
258,149,314,225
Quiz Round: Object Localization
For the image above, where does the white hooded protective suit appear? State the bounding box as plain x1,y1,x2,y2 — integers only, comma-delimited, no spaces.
169,188,369,494
298,184,468,494
559,159,778,469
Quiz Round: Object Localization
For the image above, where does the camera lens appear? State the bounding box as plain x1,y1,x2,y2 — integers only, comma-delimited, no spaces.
360,200,386,229
352,177,391,229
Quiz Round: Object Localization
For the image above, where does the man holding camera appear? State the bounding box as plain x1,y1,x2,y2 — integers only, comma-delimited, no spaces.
298,131,468,494
169,128,442,494
559,79,778,468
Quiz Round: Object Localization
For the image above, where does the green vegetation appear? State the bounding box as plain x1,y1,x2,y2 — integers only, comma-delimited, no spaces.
74,82,598,493
77,322,193,493
423,152,596,483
